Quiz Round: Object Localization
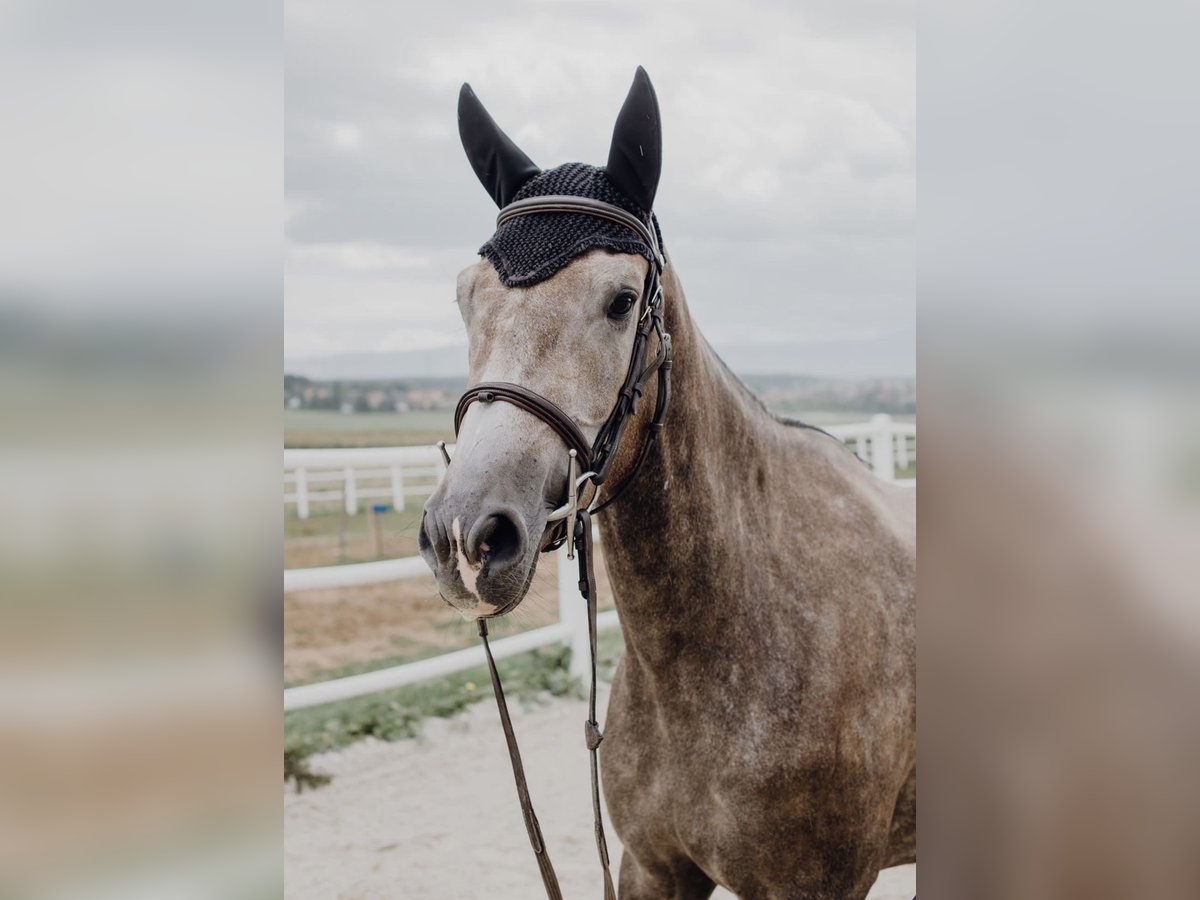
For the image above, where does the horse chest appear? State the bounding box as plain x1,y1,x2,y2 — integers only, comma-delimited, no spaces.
603,657,806,813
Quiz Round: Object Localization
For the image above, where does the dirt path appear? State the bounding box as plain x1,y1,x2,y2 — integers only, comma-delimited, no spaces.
285,687,915,899
285,551,616,683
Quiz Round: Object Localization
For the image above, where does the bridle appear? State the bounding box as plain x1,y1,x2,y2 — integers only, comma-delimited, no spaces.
441,194,673,899
452,194,673,546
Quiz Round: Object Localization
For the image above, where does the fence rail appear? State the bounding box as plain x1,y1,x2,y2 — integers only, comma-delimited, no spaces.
283,556,432,593
825,414,916,481
285,538,614,710
284,445,450,518
283,416,914,710
285,610,621,711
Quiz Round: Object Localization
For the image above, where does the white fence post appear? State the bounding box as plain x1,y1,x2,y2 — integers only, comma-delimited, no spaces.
871,414,895,481
295,467,309,519
344,465,357,515
390,465,404,511
557,542,589,682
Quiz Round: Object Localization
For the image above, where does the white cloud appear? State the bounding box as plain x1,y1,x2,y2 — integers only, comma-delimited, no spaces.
705,323,884,346
330,122,363,151
284,327,347,360
288,241,431,273
284,0,914,372
375,328,467,354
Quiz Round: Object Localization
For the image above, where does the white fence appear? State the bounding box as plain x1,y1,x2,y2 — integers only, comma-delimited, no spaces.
283,415,914,710
284,445,449,518
825,414,916,482
285,547,617,710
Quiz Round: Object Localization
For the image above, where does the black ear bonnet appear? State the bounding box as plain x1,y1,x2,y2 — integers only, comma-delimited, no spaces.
479,163,663,287
459,67,664,288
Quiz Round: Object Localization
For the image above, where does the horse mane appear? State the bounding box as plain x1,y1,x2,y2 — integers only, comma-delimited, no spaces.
700,335,862,449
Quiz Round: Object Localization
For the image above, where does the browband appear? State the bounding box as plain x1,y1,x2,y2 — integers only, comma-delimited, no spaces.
497,194,664,268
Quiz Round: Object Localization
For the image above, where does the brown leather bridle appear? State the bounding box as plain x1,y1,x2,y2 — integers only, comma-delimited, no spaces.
445,194,673,899
453,194,673,546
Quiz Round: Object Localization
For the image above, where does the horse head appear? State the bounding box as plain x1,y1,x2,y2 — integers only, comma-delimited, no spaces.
419,68,665,617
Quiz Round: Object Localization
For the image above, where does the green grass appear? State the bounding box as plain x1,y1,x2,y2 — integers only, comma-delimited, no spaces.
285,409,454,448
284,505,427,564
284,630,626,791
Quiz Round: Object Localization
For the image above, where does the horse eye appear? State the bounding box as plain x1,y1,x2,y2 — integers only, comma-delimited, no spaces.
607,291,637,319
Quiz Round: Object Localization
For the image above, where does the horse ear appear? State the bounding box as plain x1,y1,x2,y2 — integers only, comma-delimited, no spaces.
457,83,541,208
606,66,662,212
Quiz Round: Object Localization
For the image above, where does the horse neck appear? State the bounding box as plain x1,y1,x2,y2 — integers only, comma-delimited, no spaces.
597,264,784,654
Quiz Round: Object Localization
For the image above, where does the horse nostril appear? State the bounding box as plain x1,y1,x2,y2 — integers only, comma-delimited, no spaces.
418,513,431,552
471,511,524,574
418,510,447,567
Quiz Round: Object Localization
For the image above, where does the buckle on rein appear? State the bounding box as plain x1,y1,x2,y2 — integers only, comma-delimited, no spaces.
546,449,597,560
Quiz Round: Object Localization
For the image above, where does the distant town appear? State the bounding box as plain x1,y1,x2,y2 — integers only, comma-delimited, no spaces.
284,373,915,417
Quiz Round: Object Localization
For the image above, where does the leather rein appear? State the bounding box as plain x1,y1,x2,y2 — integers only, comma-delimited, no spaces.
445,194,672,899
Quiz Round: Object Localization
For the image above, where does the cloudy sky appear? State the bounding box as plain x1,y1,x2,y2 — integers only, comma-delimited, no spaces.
285,0,913,378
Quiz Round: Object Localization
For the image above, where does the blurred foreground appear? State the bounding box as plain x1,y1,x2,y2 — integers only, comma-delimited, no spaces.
920,1,1200,895
0,1,280,895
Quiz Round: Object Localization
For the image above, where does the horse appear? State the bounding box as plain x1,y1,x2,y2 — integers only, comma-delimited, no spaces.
419,68,916,900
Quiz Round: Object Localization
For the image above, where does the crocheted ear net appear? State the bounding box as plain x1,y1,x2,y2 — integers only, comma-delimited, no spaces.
480,162,662,287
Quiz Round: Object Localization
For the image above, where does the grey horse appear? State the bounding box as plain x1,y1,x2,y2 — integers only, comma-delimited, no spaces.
420,68,915,900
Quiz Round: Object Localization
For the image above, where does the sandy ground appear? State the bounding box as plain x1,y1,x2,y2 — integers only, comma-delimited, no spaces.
285,687,914,899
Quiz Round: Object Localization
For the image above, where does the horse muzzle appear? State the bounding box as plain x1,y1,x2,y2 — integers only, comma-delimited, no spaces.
418,493,540,616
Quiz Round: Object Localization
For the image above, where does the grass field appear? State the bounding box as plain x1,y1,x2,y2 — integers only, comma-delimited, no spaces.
285,407,913,449
285,409,454,448
285,504,426,568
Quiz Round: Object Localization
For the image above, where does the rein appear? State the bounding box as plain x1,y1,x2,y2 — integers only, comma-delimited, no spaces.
447,194,672,899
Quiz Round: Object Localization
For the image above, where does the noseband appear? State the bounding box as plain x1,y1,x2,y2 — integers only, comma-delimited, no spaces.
443,194,673,900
